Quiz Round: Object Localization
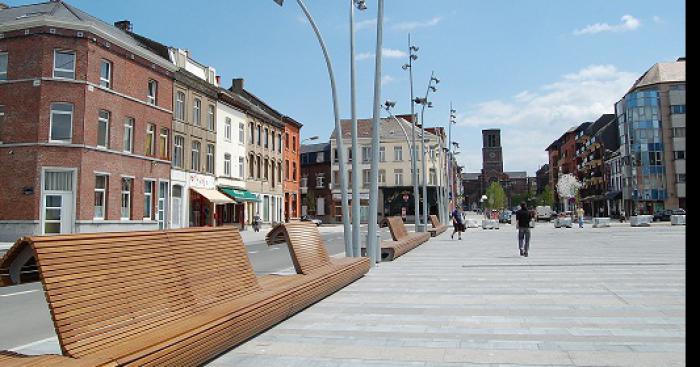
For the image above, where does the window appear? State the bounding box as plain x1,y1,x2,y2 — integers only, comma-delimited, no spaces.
292,162,297,181
256,156,261,178
99,60,111,88
173,135,184,168
264,128,269,148
238,157,244,178
278,162,282,183
379,147,385,162
429,169,437,185
249,155,255,178
264,158,269,180
347,148,352,162
672,127,685,138
206,144,215,174
316,174,325,188
53,50,75,79
363,169,371,187
362,146,371,162
97,110,109,148
193,98,201,125
159,128,169,159
648,151,662,166
239,123,245,143
249,122,254,143
49,103,73,142
191,141,201,171
278,133,282,152
0,52,7,80
378,169,386,183
673,151,685,160
394,146,403,161
224,153,232,177
123,118,134,153
120,177,132,220
671,105,686,114
0,105,4,142
145,123,155,156
285,160,290,180
94,175,108,219
175,91,185,120
676,174,686,183
257,125,261,145
394,169,403,185
143,180,155,220
271,133,276,151
222,118,231,141
147,80,157,105
292,136,297,152
207,105,215,130
285,132,290,148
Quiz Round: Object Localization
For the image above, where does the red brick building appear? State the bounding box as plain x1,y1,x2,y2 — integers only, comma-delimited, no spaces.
545,123,590,211
283,116,302,221
0,2,176,240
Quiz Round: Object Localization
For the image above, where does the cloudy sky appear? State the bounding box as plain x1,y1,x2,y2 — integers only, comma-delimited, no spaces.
11,0,685,175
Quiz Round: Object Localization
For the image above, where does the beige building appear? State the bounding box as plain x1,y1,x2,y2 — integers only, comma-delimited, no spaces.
329,116,445,223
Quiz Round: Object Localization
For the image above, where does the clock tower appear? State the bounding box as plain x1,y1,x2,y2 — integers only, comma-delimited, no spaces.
481,129,504,184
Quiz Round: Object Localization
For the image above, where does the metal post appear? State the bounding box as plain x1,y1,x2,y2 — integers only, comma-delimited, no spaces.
367,0,384,264
349,0,360,257
448,102,453,224
419,71,435,232
407,34,420,232
292,0,352,256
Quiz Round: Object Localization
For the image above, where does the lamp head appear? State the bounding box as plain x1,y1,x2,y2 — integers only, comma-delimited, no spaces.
384,100,396,109
410,54,418,61
402,64,410,70
427,101,433,108
429,85,437,92
431,76,440,84
354,0,367,10
410,45,419,52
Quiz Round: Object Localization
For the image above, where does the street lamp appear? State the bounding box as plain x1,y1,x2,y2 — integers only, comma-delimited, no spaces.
418,71,439,231
446,104,456,224
274,0,352,256
402,34,421,232
350,0,368,257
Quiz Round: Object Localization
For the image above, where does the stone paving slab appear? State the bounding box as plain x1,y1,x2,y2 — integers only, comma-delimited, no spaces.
208,224,685,367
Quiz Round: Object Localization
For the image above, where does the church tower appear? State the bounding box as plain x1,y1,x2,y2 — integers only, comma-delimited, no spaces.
481,129,504,184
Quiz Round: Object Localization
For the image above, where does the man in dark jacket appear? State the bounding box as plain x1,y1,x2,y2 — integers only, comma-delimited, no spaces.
515,202,532,257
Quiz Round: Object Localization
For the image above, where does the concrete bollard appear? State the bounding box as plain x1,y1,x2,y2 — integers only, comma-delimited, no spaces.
671,215,686,225
630,215,653,227
554,217,572,228
593,217,611,228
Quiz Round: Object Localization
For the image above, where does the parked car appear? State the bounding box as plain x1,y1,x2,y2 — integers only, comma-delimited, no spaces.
499,210,512,223
300,215,322,226
653,208,685,222
535,205,553,221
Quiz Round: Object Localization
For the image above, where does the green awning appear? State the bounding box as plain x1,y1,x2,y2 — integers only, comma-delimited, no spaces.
219,187,260,202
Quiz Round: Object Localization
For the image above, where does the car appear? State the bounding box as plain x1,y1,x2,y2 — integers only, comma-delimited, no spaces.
300,215,322,226
535,205,553,221
499,210,512,223
653,208,685,222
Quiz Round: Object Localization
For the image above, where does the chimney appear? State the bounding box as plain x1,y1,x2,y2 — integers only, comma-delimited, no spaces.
677,57,686,62
0,3,9,10
114,20,132,32
232,78,244,92
215,75,221,85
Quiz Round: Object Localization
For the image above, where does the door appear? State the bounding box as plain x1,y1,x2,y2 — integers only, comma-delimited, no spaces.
42,170,74,235
171,185,182,228
158,182,168,230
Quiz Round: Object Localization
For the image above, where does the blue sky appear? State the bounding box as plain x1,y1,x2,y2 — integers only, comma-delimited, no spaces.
9,0,685,175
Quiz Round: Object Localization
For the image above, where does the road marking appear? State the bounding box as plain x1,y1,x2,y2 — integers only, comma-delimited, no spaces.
10,336,58,352
270,247,280,251
0,289,39,298
249,251,259,254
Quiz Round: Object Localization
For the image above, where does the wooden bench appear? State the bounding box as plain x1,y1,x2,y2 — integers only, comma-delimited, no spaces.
428,215,447,237
0,226,369,367
364,216,430,261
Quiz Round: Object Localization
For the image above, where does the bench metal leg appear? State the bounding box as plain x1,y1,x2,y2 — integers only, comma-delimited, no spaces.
9,245,34,285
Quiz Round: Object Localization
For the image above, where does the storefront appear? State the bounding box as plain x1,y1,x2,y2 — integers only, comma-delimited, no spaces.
189,187,234,227
218,186,259,229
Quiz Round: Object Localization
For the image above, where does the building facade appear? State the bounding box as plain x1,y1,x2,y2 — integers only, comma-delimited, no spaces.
300,143,332,223
283,117,302,221
615,58,685,214
545,123,589,211
0,2,176,240
575,114,618,216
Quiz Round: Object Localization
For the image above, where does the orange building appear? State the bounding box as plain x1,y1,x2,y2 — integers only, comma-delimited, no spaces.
283,116,302,221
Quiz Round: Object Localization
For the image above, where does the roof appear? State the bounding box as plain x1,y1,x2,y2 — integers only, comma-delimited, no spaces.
330,117,438,141
504,171,527,179
630,59,686,91
0,1,175,71
300,142,330,154
462,172,480,181
584,114,616,136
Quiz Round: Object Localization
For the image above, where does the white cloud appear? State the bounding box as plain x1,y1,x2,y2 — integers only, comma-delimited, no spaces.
573,14,641,35
355,18,377,30
391,16,442,31
355,48,407,61
381,75,395,86
652,15,664,24
456,64,638,173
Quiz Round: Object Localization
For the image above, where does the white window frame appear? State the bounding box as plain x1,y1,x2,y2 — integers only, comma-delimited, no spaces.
394,146,403,161
123,117,134,153
145,123,155,156
206,144,215,174
147,80,157,105
207,105,215,131
224,153,232,177
143,180,155,220
193,98,202,126
159,128,169,160
239,157,245,178
94,174,108,220
53,50,76,80
191,141,201,171
99,59,112,89
0,52,7,81
175,91,185,120
97,110,109,149
173,135,184,168
394,169,403,186
379,146,385,162
239,122,245,144
224,118,232,141
49,102,73,143
120,177,133,220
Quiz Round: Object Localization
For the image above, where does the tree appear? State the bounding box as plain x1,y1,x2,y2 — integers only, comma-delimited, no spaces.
485,181,507,210
537,185,555,207
305,194,317,215
556,173,582,211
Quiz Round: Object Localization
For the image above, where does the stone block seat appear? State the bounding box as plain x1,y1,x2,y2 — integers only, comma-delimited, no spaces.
0,226,369,367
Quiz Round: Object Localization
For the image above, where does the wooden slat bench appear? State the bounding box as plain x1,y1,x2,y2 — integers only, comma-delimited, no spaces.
0,226,369,367
428,214,448,237
363,216,430,261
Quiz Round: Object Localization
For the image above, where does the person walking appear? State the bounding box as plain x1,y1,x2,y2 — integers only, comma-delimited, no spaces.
577,206,585,228
515,202,532,257
451,207,464,240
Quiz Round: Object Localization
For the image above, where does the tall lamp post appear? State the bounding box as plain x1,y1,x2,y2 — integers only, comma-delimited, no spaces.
402,35,420,231
415,72,439,231
350,0,367,257
447,105,456,223
274,0,352,256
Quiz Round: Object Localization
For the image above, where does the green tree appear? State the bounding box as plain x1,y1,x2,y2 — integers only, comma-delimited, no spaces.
485,181,507,210
537,185,555,206
305,194,317,215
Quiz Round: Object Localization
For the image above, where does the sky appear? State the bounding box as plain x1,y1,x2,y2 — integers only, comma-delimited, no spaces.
8,0,685,176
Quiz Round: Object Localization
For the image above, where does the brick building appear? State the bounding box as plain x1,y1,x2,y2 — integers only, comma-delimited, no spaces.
0,2,176,240
545,123,590,211
300,143,332,223
282,116,302,221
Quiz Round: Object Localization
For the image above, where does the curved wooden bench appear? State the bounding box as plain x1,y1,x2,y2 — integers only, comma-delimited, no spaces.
428,215,448,237
0,226,369,367
363,216,430,261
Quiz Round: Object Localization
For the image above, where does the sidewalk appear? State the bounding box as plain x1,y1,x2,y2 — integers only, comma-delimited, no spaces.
209,223,685,366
